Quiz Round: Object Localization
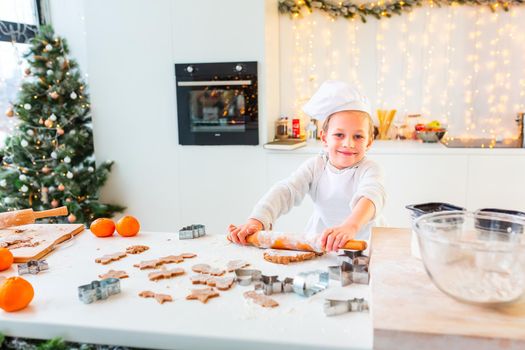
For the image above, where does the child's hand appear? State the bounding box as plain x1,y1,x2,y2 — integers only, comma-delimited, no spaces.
320,225,358,252
227,219,263,245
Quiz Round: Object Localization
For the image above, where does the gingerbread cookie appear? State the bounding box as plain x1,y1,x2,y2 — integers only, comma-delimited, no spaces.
148,267,185,281
126,245,150,254
138,290,173,304
98,269,129,279
133,259,160,270
134,253,197,270
186,287,219,303
226,259,250,272
244,291,279,308
206,276,235,291
190,274,211,285
191,264,225,276
95,252,127,265
263,249,318,265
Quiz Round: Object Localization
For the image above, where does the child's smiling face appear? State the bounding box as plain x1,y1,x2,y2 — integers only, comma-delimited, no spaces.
320,111,373,169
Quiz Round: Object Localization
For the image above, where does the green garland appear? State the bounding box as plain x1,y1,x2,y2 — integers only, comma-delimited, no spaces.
278,0,525,23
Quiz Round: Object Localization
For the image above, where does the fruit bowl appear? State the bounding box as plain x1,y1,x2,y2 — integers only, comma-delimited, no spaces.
413,211,525,306
416,129,446,143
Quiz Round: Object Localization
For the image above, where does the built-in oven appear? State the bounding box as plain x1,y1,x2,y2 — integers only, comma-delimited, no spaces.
175,62,258,145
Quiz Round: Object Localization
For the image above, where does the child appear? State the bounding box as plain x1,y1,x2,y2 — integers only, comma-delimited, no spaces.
228,80,386,251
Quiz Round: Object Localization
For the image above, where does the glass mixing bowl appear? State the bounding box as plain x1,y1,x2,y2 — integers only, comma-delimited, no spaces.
413,211,525,306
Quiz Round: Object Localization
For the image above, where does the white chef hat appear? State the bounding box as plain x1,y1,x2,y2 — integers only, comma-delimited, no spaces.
302,80,372,121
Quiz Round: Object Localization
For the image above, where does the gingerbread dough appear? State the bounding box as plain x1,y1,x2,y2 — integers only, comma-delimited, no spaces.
263,249,318,265
95,252,127,265
126,245,150,254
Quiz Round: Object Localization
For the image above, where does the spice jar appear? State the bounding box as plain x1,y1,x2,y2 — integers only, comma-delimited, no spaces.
275,117,288,140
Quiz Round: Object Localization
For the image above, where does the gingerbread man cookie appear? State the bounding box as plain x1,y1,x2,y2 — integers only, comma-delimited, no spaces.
95,252,127,265
191,264,225,276
138,290,173,304
148,267,185,281
190,275,235,290
226,259,250,272
244,291,279,308
98,269,129,279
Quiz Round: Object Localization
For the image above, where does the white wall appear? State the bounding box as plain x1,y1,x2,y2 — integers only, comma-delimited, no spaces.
50,0,279,233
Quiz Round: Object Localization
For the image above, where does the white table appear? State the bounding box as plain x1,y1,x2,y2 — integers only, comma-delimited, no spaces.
0,231,372,350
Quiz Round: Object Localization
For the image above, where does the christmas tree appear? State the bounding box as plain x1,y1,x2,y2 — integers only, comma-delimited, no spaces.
0,25,124,224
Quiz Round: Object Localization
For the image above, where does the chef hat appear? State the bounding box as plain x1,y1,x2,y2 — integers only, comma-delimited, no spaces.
302,80,372,121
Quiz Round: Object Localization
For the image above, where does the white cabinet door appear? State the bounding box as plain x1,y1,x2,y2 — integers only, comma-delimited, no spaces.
368,154,469,228
467,155,525,212
178,147,266,234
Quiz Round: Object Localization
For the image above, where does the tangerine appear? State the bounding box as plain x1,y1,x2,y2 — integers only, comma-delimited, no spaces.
0,248,14,271
90,218,116,237
0,276,34,312
116,215,140,237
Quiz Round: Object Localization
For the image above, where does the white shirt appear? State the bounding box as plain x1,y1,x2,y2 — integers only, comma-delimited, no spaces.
249,153,386,240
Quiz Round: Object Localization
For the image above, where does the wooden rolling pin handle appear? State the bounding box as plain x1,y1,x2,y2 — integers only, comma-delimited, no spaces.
341,240,367,251
33,206,69,219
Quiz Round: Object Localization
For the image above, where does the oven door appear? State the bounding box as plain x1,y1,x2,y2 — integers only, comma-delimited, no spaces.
176,79,258,145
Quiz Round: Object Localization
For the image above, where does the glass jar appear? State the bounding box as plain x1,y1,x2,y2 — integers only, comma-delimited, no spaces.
405,114,427,140
275,117,289,140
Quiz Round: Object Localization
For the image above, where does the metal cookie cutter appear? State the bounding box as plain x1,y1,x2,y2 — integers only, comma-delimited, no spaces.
338,249,369,266
329,250,370,286
292,270,329,297
234,269,262,286
179,224,206,240
18,259,49,275
78,278,121,304
255,275,294,295
324,297,369,316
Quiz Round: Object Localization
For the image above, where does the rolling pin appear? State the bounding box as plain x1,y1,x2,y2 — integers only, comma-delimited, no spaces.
228,230,367,252
0,206,69,229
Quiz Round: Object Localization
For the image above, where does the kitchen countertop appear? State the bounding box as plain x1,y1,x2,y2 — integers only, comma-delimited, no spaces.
0,230,372,350
264,140,525,155
370,227,525,350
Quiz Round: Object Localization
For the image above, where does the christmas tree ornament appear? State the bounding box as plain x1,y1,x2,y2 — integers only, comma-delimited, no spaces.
42,187,48,193
20,185,28,193
5,106,14,117
48,186,55,193
66,198,72,203
39,118,44,124
88,166,94,172
49,113,57,121
49,91,59,99
42,190,48,204
24,68,31,76
51,199,59,208
46,70,53,76
51,151,57,159
66,171,73,179
41,166,51,174
44,119,53,128
46,61,53,68
58,184,65,191
19,175,27,181
21,140,29,147
57,128,64,136
24,104,31,110
70,130,76,135
64,156,71,164
0,180,6,187
67,213,76,223
70,92,77,100
4,197,13,204
26,129,34,136
45,44,53,51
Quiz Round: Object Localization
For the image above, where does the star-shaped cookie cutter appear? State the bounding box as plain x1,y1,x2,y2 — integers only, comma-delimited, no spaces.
179,224,206,240
255,274,294,295
234,268,262,286
292,270,329,297
324,297,369,316
78,278,121,304
18,259,49,275
329,250,370,286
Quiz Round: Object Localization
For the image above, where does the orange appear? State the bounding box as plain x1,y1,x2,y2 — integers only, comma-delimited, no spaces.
0,248,14,271
0,276,34,312
116,215,140,237
90,218,116,238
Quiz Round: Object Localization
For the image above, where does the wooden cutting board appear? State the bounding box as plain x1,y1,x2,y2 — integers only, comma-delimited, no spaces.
0,224,85,262
370,227,525,350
